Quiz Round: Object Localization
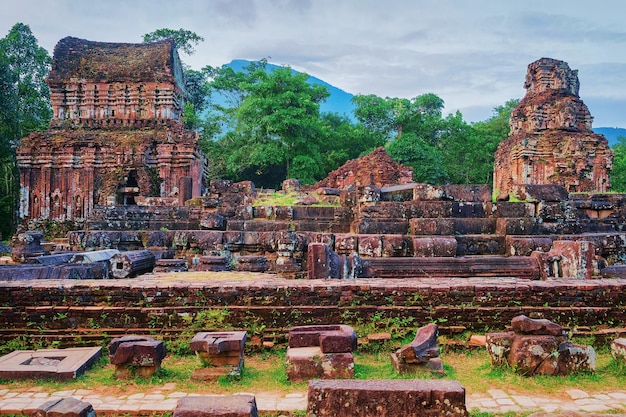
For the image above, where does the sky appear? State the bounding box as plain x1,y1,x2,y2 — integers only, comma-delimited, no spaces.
1,0,625,127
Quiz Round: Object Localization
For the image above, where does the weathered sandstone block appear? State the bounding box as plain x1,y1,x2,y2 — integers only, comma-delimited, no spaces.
173,395,258,417
307,379,468,417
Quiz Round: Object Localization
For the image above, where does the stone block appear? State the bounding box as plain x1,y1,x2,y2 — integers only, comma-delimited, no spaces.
153,258,188,273
351,219,408,235
288,325,357,353
307,379,468,417
210,180,233,195
0,347,101,381
511,315,564,336
412,183,445,200
486,315,595,376
455,235,505,256
509,334,561,375
359,202,405,219
173,395,258,417
532,240,598,279
190,331,246,355
11,231,50,263
108,335,166,378
32,397,95,417
505,236,553,256
451,202,487,218
196,256,230,272
489,201,536,218
357,234,383,257
381,234,409,257
537,201,577,222
411,237,457,257
391,323,442,374
485,331,515,366
611,338,626,362
235,256,268,272
404,200,453,218
409,218,455,235
453,218,496,234
285,347,354,381
335,234,358,255
509,184,569,202
200,213,226,230
190,332,246,379
444,184,492,202
496,218,538,235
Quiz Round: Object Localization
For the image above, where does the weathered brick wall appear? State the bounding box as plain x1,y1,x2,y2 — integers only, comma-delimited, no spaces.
0,276,624,347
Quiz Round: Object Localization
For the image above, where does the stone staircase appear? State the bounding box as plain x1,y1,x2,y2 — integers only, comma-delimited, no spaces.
65,180,626,281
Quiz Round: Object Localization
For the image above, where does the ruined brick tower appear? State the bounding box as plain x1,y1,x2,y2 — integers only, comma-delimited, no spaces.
493,58,613,199
17,37,206,222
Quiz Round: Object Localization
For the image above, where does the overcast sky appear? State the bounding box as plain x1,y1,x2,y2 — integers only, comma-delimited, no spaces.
2,0,625,127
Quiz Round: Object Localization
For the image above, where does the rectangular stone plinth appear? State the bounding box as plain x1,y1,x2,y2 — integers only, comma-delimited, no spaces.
190,331,246,379
307,379,468,417
173,395,258,417
0,347,101,381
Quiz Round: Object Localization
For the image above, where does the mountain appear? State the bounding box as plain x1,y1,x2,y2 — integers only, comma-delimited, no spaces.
593,127,626,147
217,59,356,118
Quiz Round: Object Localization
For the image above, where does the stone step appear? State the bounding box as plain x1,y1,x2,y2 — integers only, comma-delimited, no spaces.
456,235,506,255
86,220,200,231
409,218,496,235
360,255,539,279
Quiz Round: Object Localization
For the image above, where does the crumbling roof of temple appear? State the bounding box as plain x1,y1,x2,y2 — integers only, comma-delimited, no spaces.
47,37,183,84
314,146,414,189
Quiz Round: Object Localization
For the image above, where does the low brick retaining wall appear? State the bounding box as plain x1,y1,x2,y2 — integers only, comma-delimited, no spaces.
0,273,625,346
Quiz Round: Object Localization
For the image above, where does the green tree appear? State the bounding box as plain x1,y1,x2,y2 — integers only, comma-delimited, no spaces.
355,93,447,182
142,28,204,56
203,61,333,187
0,23,52,239
611,136,626,192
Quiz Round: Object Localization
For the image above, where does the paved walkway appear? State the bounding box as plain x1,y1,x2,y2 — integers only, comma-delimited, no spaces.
1,385,626,415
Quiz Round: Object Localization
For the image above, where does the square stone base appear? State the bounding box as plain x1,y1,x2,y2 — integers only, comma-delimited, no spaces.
286,346,354,382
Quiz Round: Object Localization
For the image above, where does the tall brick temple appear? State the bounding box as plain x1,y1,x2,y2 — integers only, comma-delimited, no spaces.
493,57,613,200
17,37,207,222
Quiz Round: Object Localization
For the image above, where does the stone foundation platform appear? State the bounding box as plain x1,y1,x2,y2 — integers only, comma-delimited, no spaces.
0,273,625,346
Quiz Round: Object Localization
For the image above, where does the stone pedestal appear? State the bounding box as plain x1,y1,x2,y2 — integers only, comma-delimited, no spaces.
108,335,166,378
190,331,246,380
286,324,357,381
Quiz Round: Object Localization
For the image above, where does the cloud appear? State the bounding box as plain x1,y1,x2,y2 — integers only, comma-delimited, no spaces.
1,0,625,126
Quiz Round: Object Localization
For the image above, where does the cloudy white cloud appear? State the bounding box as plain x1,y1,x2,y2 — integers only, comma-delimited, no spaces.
1,0,625,126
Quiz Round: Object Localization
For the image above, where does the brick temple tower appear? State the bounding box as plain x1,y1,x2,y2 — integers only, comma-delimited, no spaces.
493,58,613,200
17,37,207,222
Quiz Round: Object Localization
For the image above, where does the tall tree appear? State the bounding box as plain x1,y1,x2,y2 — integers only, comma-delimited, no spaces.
142,28,204,56
0,23,52,239
611,136,626,192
